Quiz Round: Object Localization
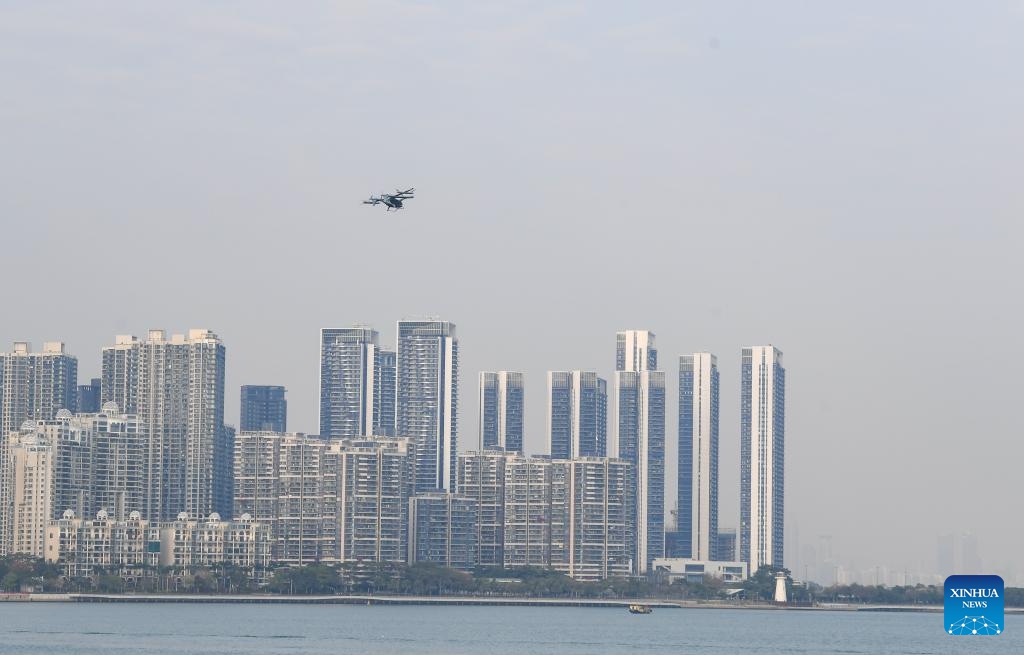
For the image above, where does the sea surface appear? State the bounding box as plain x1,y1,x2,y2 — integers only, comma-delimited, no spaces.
0,603,1020,654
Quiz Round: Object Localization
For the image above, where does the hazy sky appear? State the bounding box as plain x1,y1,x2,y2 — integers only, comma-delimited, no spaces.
1,1,1021,582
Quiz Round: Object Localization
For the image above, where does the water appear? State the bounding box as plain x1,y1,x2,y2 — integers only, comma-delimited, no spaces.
0,603,1020,654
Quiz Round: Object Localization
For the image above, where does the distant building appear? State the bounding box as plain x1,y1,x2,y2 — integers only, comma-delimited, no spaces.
408,492,478,571
46,510,272,583
320,327,383,439
651,558,748,584
154,511,272,572
0,408,145,556
275,434,334,565
333,437,414,563
101,335,140,413
46,510,157,579
1,341,78,443
76,378,101,414
459,451,508,567
613,330,665,574
678,353,719,560
664,531,688,559
373,349,397,437
551,457,631,581
397,320,459,492
503,455,555,569
1,417,92,556
548,371,607,459
717,528,737,562
107,330,229,521
478,372,524,453
234,432,414,564
740,346,785,575
240,385,287,432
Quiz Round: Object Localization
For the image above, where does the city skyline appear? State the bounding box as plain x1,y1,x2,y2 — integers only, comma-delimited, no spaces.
2,1,1020,586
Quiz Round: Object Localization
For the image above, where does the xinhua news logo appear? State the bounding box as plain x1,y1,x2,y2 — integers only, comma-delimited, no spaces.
944,575,1004,635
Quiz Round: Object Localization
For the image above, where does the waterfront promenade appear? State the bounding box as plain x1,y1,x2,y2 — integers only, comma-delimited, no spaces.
8,592,1021,613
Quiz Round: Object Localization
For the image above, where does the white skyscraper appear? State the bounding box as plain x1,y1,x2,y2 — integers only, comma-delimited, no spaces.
396,320,458,493
678,353,720,561
740,345,785,575
613,330,664,574
478,371,524,453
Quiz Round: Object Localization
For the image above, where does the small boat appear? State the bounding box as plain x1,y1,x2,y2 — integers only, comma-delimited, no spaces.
628,604,653,614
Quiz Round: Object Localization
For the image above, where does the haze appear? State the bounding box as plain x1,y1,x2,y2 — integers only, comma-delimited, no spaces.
1,1,1021,583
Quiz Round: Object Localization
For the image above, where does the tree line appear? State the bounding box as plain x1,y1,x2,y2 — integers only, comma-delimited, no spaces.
4,555,1022,607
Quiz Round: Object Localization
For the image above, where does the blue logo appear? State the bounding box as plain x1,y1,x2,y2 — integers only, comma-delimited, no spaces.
944,575,1003,635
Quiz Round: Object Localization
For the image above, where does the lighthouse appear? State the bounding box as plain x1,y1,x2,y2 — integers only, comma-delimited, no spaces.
773,572,788,604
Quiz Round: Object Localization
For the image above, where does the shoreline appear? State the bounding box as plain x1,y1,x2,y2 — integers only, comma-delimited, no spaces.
8,593,1021,613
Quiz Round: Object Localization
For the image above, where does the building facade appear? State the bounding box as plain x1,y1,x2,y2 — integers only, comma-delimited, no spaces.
408,492,478,571
651,558,748,584
76,378,101,414
334,437,414,563
1,409,144,556
120,330,228,521
1,341,78,445
548,371,607,460
503,455,554,569
740,345,785,575
396,320,458,493
320,327,381,439
373,349,397,437
240,385,287,432
478,372,524,453
678,353,720,561
100,335,140,414
551,457,631,581
613,330,665,574
45,510,157,578
458,451,507,567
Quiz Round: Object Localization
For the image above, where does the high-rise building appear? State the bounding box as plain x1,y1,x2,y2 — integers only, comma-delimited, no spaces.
459,451,508,566
478,371,524,453
717,527,737,562
240,385,287,432
408,492,478,571
101,335,140,413
0,342,78,554
678,353,720,561
1,429,57,556
334,437,414,563
548,371,606,459
1,417,91,556
616,330,657,373
550,457,631,581
76,378,101,414
613,330,665,574
130,329,228,521
373,349,397,437
503,455,555,569
0,408,143,555
80,406,144,520
396,320,458,493
233,431,283,531
320,327,381,439
275,434,333,565
234,432,415,565
740,345,785,575
1,341,78,442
